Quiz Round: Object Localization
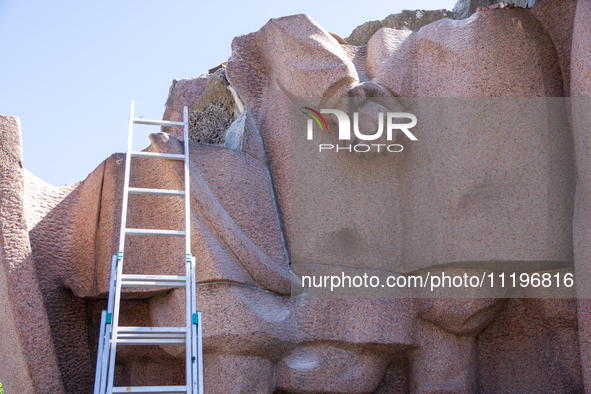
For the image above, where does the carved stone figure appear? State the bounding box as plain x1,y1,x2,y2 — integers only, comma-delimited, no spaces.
1,1,590,393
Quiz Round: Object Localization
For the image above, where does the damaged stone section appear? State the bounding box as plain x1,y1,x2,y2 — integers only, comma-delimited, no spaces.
162,76,208,135
162,67,246,146
452,0,538,19
162,67,265,163
223,111,267,163
187,68,243,145
346,0,540,46
452,0,496,19
345,9,451,46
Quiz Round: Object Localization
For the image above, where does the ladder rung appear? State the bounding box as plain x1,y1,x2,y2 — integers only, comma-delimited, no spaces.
120,274,186,289
130,151,185,160
133,118,185,127
113,385,187,393
118,326,186,333
117,327,186,345
125,229,186,237
128,187,185,196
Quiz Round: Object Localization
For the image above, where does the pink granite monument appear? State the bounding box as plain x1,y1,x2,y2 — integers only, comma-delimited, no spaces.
1,1,590,392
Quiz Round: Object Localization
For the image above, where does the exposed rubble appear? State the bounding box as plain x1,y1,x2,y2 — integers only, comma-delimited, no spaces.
345,9,451,46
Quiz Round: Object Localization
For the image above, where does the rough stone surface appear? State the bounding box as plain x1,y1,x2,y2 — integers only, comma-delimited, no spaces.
477,299,583,392
204,355,273,394
2,6,591,393
398,11,573,274
415,298,505,337
92,132,290,297
161,76,208,135
227,14,360,250
1,122,290,389
571,0,591,97
452,0,496,19
0,115,64,393
345,9,451,46
410,320,478,394
412,9,563,97
531,0,578,96
151,282,297,360
275,345,387,393
26,168,98,393
188,68,238,145
225,11,578,393
571,0,591,391
366,28,415,96
224,111,268,163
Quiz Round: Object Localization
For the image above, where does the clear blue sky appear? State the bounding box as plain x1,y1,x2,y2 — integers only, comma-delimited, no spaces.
0,0,455,186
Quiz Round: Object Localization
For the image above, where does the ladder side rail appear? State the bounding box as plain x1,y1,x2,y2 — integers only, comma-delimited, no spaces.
118,100,135,255
190,257,199,394
197,310,203,394
93,310,107,394
183,105,193,391
108,99,135,393
99,255,118,393
106,252,125,393
106,254,118,314
183,105,190,255
185,255,192,391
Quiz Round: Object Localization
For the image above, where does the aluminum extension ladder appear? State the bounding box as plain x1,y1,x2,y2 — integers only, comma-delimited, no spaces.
93,101,204,394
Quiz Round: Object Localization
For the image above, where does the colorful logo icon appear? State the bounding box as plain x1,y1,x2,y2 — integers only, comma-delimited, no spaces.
303,107,328,131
